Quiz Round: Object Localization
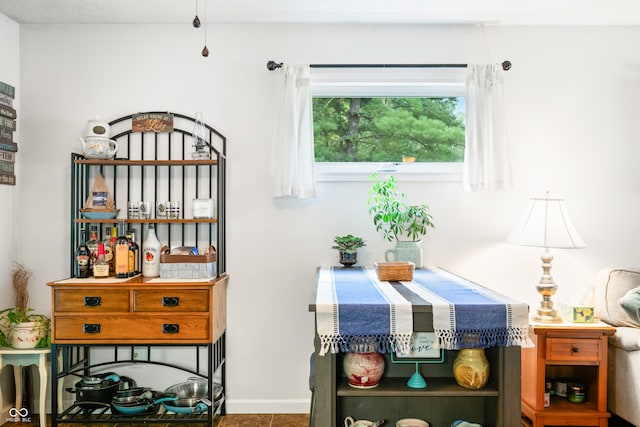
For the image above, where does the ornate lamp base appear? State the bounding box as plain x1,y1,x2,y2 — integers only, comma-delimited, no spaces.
534,250,563,323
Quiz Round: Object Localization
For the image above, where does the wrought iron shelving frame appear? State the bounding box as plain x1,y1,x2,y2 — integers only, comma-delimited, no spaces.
53,112,227,427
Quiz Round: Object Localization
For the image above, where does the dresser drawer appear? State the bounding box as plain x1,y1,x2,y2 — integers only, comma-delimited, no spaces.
54,289,130,312
546,337,600,362
134,290,209,312
54,315,210,341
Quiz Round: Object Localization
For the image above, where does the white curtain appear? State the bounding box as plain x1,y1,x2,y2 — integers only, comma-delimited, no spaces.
270,64,316,199
463,64,513,192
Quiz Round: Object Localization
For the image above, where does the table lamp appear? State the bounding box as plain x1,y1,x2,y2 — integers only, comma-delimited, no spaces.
506,194,585,323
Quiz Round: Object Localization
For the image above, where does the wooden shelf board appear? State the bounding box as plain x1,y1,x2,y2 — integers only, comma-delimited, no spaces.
74,218,217,224
75,159,217,166
337,377,499,397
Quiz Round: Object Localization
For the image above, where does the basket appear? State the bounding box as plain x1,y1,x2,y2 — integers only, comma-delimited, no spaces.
159,246,217,279
375,261,415,281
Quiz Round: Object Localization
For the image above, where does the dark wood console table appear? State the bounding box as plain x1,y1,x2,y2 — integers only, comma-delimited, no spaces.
309,266,524,427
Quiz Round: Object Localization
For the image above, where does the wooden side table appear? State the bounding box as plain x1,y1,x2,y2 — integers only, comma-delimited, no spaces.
521,322,615,427
0,347,50,427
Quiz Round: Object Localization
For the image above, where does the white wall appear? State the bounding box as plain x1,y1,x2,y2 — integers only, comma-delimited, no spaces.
0,14,19,299
6,21,640,413
0,11,19,423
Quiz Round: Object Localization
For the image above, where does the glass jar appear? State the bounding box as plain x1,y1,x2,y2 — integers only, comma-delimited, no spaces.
453,348,490,389
567,382,586,403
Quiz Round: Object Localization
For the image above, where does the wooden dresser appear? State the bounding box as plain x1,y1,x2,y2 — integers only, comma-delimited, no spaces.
49,276,227,344
47,275,227,427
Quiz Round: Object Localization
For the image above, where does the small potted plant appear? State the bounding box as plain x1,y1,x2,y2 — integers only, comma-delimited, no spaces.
367,174,435,267
332,234,366,267
0,262,50,349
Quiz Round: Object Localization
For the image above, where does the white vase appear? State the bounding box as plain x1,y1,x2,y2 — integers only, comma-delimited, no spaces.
343,352,385,388
9,322,42,349
384,240,423,268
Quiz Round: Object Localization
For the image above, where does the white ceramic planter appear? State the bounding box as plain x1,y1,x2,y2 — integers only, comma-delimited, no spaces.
384,240,423,268
9,322,42,349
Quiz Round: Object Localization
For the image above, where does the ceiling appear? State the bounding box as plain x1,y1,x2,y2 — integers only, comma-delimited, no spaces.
1,0,640,26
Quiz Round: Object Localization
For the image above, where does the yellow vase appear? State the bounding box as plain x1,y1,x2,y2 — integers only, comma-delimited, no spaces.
453,348,490,389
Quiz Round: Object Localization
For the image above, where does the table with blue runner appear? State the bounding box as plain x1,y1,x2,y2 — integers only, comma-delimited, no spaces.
315,266,530,355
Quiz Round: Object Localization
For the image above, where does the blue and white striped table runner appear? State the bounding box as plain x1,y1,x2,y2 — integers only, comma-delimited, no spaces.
315,266,530,355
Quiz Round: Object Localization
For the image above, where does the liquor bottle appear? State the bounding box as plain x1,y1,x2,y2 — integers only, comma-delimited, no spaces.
102,227,113,273
93,243,109,278
109,226,118,273
114,220,129,279
142,224,161,277
75,228,91,278
127,229,140,276
86,224,99,274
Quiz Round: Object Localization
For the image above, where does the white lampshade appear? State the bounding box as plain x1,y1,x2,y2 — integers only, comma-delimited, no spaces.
507,196,585,250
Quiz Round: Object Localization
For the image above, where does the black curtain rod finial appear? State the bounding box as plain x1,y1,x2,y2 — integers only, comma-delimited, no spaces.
267,60,283,71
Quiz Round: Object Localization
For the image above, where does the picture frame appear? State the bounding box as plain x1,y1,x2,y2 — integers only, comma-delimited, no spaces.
391,332,445,364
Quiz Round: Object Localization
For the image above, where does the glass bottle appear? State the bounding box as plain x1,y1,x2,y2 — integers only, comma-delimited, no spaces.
127,229,140,277
142,224,162,277
109,226,118,273
93,243,109,278
102,227,113,273
75,228,91,278
86,224,99,274
192,112,210,159
114,220,129,279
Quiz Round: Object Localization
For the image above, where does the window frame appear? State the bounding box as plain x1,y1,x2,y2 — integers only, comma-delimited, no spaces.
311,67,466,182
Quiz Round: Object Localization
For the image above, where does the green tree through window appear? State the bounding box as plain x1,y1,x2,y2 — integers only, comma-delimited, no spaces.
313,97,465,163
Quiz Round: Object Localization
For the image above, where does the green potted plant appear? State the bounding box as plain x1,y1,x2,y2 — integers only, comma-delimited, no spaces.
0,262,50,349
367,174,435,267
332,234,366,267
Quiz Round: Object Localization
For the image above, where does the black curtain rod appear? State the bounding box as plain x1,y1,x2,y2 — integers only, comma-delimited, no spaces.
266,60,512,71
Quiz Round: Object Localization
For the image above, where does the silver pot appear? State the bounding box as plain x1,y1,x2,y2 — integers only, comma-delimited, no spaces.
162,377,222,414
164,377,209,399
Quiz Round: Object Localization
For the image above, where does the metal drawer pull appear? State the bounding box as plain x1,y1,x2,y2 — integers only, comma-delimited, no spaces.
163,324,180,334
84,296,102,307
573,346,579,353
162,297,180,307
83,324,101,334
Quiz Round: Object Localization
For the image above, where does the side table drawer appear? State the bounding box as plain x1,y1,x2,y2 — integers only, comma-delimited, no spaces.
546,337,600,362
134,290,210,312
54,289,130,312
54,315,210,341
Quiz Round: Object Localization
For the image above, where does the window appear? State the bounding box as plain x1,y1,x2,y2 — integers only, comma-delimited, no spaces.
311,67,466,181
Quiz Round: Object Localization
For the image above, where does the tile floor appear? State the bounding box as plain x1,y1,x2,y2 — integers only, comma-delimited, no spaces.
4,413,636,427
218,414,308,427
5,413,309,427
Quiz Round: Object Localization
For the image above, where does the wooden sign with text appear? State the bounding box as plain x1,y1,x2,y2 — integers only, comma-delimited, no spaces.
0,172,15,185
132,113,174,133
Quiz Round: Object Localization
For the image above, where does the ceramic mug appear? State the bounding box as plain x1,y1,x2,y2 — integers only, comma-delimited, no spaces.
344,416,376,427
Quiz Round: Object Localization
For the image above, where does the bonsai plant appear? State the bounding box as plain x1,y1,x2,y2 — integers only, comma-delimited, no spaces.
332,234,366,267
367,174,435,267
0,262,50,348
